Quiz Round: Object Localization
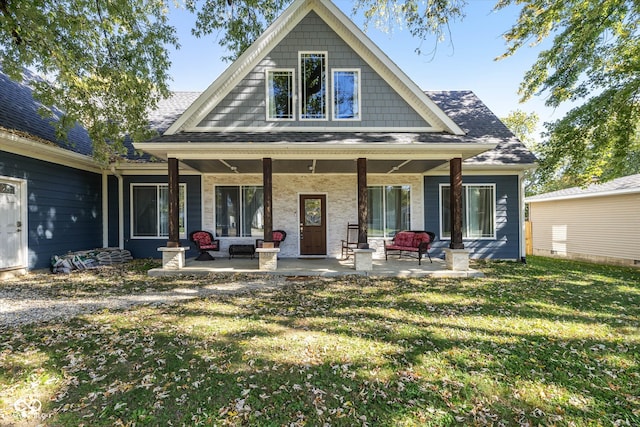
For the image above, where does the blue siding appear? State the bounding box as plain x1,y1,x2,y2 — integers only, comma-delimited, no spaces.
123,175,202,259
0,151,103,269
424,175,521,260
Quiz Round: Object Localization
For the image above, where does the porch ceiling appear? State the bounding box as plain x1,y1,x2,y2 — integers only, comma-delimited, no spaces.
181,158,448,174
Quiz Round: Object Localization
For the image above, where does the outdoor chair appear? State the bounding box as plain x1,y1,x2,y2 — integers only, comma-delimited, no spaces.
255,230,287,248
189,230,220,261
384,230,435,265
341,222,359,259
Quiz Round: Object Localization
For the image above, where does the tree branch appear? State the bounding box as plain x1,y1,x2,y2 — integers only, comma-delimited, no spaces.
0,0,23,45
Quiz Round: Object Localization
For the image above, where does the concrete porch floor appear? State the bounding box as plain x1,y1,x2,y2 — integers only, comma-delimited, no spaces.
149,255,483,278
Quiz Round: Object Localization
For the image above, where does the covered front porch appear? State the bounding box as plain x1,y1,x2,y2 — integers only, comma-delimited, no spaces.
148,254,483,278
135,137,495,274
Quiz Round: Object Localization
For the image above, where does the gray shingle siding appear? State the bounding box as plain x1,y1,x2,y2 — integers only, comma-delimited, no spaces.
122,175,202,259
424,175,521,260
197,12,430,129
0,150,103,269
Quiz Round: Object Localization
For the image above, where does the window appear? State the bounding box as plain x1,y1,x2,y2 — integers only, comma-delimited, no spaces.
131,184,186,238
440,184,496,239
215,186,264,237
367,185,411,237
266,69,294,120
299,52,327,119
0,183,16,194
332,69,360,120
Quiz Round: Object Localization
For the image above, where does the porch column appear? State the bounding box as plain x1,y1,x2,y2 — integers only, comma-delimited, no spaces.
167,157,180,248
354,157,374,271
158,157,187,270
263,158,273,242
449,157,464,250
258,157,279,269
357,158,368,248
444,157,470,271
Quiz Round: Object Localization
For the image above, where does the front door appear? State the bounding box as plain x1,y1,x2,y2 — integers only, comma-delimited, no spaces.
299,194,326,256
0,178,24,270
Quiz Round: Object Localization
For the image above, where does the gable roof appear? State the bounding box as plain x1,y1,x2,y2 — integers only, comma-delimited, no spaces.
165,0,464,136
525,174,640,203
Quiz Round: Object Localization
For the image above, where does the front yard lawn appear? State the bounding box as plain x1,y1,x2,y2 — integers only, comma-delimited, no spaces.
1,257,639,426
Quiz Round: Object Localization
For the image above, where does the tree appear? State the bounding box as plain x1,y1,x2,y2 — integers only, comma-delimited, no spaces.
187,0,291,62
502,110,545,195
496,0,640,186
501,109,539,150
0,0,178,164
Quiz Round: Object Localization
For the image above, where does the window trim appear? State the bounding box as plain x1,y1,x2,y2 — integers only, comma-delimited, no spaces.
332,68,361,121
214,184,265,238
367,184,412,238
438,183,497,240
130,183,187,240
298,51,328,121
265,68,295,121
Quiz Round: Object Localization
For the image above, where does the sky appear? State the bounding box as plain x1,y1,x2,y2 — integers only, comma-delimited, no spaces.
166,0,571,137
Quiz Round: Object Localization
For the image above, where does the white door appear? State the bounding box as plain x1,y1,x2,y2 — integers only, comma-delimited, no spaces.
0,178,24,269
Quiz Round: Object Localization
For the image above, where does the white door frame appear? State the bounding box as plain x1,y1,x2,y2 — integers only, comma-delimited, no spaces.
0,176,28,271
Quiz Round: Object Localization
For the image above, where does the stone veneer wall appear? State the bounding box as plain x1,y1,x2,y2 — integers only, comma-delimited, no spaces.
202,174,423,258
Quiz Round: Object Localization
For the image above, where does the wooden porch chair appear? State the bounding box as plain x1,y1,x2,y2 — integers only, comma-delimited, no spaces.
341,223,359,259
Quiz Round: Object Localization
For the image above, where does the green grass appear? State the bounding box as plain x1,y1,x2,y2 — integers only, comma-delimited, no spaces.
1,257,639,426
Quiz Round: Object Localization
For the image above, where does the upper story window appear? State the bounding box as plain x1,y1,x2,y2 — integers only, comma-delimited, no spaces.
266,69,294,120
440,184,496,239
299,52,327,120
333,69,360,120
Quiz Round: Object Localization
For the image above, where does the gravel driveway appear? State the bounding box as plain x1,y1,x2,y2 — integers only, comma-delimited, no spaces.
0,267,287,329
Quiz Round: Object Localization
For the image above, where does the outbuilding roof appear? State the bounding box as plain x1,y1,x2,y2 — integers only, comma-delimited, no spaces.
525,174,640,203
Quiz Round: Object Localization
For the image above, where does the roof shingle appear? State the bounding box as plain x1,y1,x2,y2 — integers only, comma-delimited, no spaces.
0,69,93,156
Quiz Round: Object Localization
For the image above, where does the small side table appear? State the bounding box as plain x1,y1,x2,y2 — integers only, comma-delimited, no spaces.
228,244,256,259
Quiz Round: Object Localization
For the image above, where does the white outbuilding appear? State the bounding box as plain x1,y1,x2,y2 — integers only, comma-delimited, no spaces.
525,174,640,267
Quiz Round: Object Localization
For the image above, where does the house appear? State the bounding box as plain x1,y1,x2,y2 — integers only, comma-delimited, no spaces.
0,0,535,277
525,174,640,267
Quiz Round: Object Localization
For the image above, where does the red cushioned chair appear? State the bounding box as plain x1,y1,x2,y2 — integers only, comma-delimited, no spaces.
189,230,220,261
